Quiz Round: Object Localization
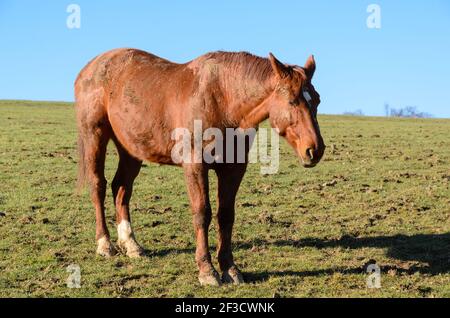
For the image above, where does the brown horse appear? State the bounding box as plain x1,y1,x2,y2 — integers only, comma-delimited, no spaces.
75,48,325,286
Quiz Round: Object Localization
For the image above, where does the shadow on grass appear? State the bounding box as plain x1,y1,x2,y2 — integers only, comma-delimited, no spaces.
244,268,364,284
240,233,450,282
148,233,450,281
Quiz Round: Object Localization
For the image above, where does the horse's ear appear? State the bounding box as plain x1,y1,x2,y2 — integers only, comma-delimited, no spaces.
269,53,289,79
304,55,316,78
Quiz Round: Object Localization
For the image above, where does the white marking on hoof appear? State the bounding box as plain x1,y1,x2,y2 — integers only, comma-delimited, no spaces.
198,269,221,286
117,220,144,258
96,237,116,257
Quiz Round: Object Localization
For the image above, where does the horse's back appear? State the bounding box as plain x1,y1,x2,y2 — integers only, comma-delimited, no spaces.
75,48,175,98
75,48,192,164
74,47,184,123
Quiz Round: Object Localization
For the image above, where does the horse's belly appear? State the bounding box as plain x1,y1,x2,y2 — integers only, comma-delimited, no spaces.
108,105,176,165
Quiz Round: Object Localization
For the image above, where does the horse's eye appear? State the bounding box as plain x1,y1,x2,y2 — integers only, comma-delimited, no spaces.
303,90,312,103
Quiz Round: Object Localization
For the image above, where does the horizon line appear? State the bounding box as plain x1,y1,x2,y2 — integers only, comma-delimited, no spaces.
0,99,448,119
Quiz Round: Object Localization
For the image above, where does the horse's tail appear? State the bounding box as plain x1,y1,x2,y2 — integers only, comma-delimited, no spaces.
76,129,87,193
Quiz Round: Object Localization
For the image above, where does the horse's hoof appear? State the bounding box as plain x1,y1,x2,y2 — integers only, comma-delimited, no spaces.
198,269,221,286
96,237,117,257
118,239,144,258
127,245,145,258
222,266,244,285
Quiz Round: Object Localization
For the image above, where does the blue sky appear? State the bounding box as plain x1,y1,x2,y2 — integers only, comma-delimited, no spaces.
0,0,449,117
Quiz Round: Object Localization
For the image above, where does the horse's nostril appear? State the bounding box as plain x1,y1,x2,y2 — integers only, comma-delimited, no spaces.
307,148,315,160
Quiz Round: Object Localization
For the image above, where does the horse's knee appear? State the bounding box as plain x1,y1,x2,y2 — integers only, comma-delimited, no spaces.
96,176,107,187
192,204,212,228
89,176,107,196
217,207,235,228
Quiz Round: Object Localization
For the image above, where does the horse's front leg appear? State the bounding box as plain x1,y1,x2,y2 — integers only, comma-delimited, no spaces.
183,163,221,286
215,163,247,284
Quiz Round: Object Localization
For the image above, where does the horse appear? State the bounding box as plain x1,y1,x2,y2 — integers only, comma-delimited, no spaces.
75,48,325,286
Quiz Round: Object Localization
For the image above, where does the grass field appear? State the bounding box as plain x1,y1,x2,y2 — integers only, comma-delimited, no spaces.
0,100,449,297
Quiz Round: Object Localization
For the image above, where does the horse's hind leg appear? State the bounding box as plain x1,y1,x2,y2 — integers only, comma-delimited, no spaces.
82,118,116,257
111,143,144,258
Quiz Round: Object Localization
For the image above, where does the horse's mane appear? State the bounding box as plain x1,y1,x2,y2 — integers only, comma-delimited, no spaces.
202,51,274,82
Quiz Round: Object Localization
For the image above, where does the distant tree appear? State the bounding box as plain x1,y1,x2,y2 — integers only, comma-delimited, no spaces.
343,109,364,116
389,106,432,118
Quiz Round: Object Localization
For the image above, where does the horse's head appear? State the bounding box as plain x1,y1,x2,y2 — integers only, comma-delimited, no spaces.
267,53,325,168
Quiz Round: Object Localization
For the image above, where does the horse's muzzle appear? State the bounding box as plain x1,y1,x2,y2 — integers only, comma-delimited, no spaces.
299,144,325,168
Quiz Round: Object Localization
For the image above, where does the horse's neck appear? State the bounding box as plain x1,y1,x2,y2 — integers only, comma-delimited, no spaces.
221,71,275,129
